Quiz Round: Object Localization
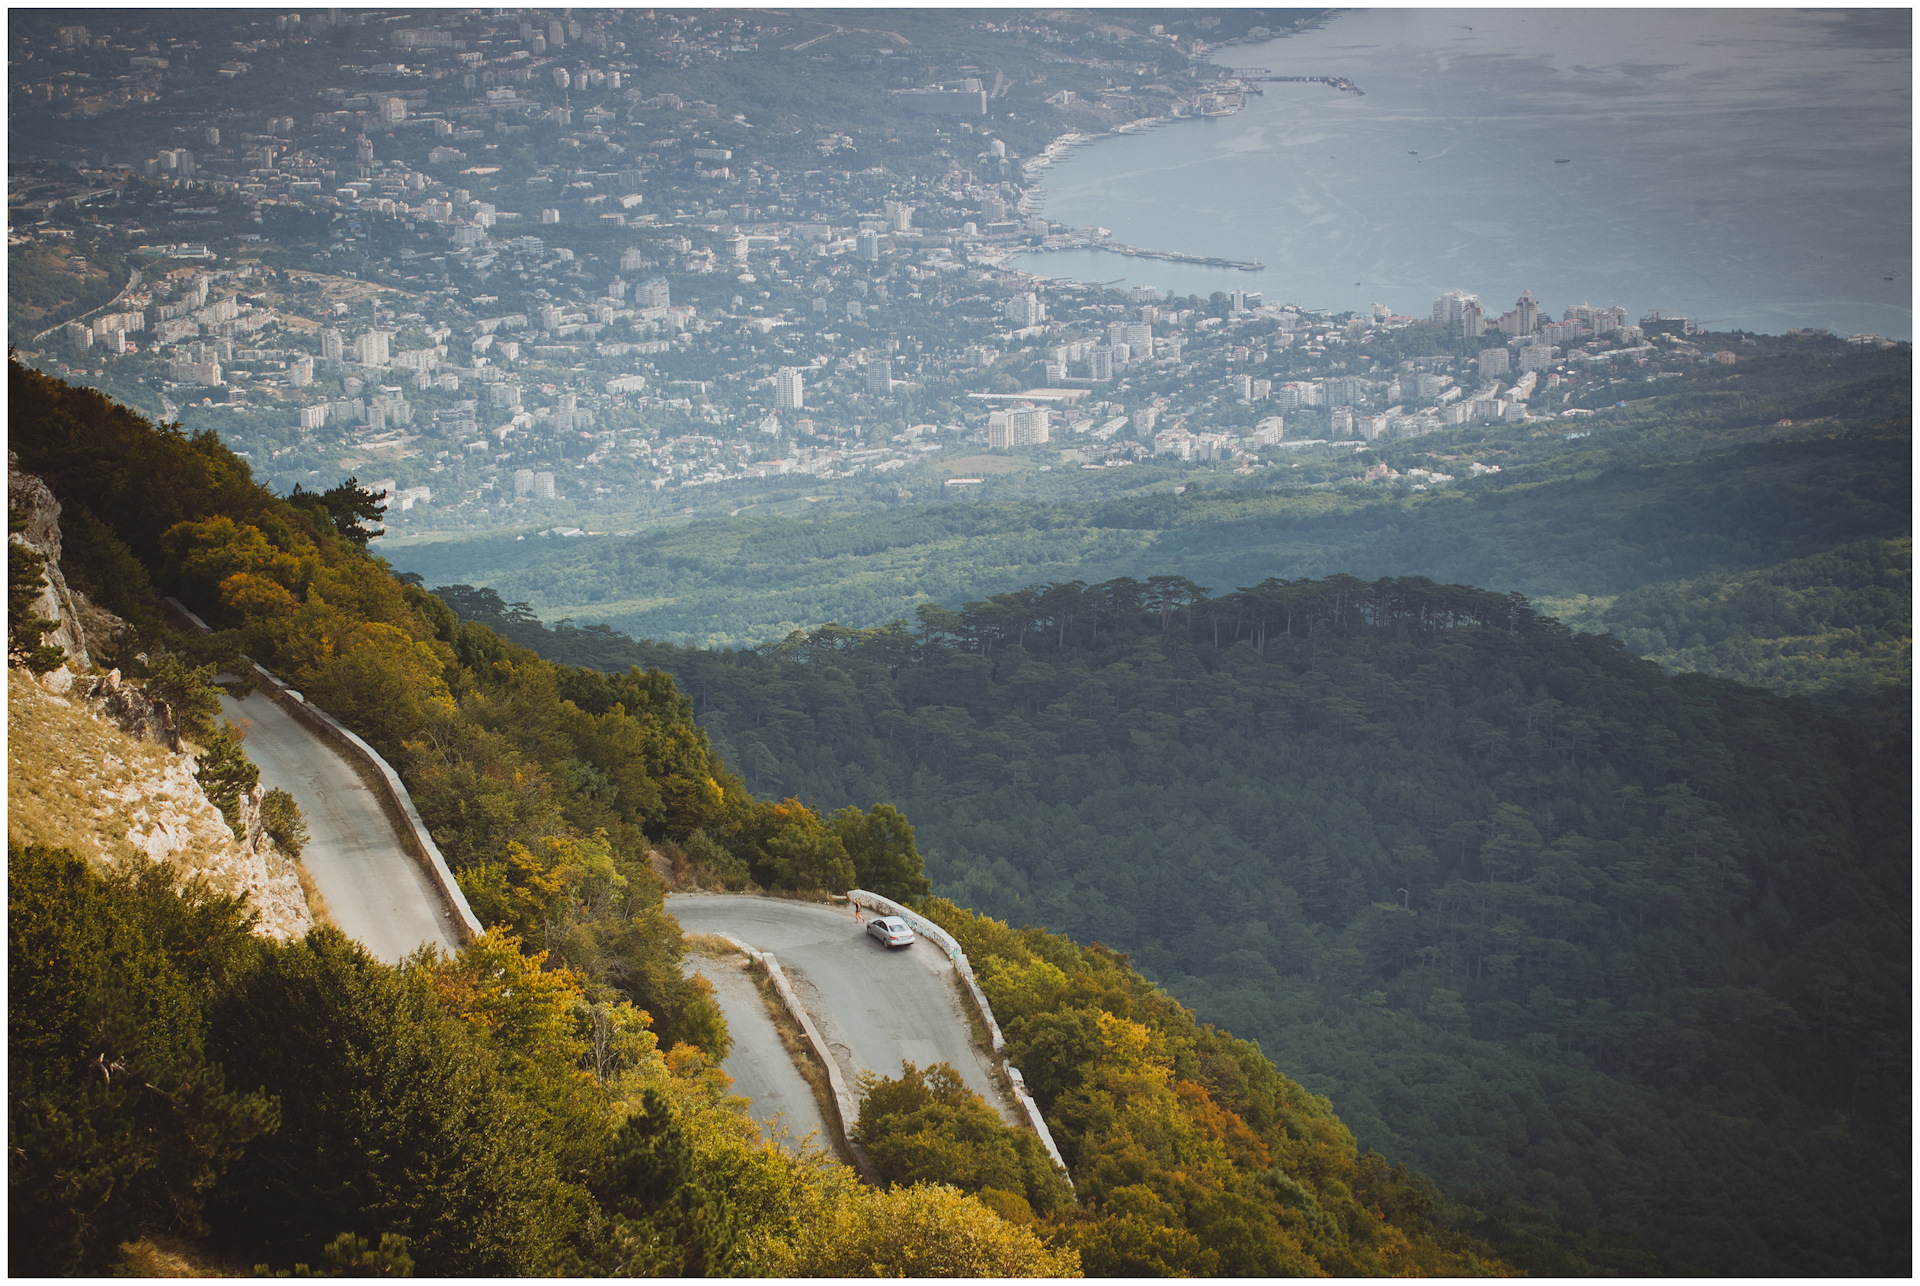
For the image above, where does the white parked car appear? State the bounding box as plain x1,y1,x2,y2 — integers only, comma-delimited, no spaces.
866,915,915,949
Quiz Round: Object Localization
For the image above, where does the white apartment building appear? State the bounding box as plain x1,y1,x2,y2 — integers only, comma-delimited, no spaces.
355,330,391,367
988,406,1051,448
775,366,804,410
1001,292,1045,327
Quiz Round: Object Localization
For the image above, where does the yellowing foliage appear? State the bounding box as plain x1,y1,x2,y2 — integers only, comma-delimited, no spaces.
428,928,589,1065
783,1181,1080,1278
923,898,1515,1277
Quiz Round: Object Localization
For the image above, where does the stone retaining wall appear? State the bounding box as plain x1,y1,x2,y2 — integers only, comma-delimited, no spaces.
706,930,876,1182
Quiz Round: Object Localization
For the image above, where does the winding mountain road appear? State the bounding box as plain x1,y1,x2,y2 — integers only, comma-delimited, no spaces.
221,689,461,963
668,894,1014,1122
683,953,831,1147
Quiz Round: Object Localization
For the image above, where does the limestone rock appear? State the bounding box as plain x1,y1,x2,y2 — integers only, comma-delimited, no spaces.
6,459,311,941
9,677,314,940
8,454,94,687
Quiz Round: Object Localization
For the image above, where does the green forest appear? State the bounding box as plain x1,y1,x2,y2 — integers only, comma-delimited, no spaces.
10,360,1583,1275
1548,535,1909,696
487,571,1911,1276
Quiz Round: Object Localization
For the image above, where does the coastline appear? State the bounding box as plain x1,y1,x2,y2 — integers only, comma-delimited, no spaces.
989,11,1911,338
996,22,1327,292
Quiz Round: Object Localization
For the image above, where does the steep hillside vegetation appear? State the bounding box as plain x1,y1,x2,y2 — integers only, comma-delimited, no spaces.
506,574,1910,1275
9,361,1527,1275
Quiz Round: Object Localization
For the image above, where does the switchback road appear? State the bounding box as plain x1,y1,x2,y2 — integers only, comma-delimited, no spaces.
221,689,461,964
683,953,831,1147
668,894,1013,1122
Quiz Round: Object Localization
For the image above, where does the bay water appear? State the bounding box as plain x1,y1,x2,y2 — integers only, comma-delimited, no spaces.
1012,9,1912,338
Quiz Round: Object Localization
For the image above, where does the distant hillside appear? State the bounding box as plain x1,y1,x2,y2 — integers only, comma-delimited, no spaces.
388,347,1910,696
1544,535,1910,696
497,574,1911,1275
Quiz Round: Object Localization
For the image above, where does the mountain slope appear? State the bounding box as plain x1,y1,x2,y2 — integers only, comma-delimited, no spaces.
502,575,1911,1274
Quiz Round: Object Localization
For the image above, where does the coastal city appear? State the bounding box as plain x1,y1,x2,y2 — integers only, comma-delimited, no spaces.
5,10,1910,1282
9,9,1894,532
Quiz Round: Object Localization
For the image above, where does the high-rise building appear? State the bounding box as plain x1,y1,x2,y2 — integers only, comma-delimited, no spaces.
1477,347,1510,378
1513,290,1540,337
1563,303,1628,334
1325,376,1364,406
355,330,390,366
856,231,882,261
988,406,1050,448
1088,346,1115,380
775,366,804,410
533,471,556,500
1001,292,1044,327
1460,299,1486,338
884,200,914,232
636,277,670,308
289,356,313,387
1433,290,1477,327
866,360,892,396
514,469,536,498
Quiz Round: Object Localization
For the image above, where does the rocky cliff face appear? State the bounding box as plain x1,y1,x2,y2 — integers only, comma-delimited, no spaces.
7,454,129,690
7,461,313,940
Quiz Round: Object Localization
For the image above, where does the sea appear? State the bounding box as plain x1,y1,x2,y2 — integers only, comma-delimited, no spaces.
1011,9,1912,339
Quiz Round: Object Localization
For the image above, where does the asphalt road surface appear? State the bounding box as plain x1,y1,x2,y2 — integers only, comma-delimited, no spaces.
683,954,831,1148
222,689,461,964
668,894,1013,1122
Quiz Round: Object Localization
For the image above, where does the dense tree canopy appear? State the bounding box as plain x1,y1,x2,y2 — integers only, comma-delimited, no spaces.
518,572,1910,1275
